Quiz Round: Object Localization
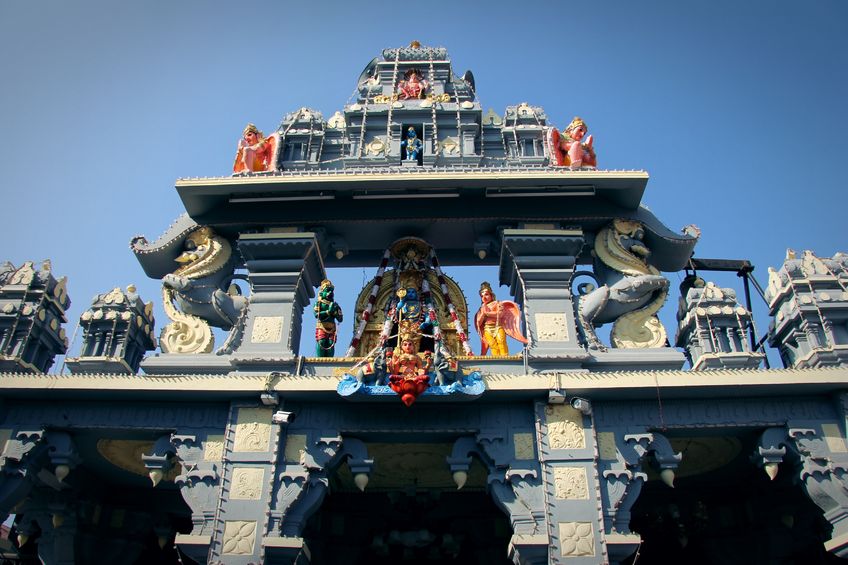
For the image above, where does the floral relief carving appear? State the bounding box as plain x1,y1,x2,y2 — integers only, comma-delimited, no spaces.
559,522,595,557
233,407,273,452
535,312,568,341
545,405,585,449
231,468,264,500
251,316,283,344
554,467,589,500
222,521,256,555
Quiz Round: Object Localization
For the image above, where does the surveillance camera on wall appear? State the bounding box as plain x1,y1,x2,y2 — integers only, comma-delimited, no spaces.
272,410,296,425
570,397,592,416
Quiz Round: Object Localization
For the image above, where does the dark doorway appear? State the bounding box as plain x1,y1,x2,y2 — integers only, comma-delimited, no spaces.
303,490,512,565
624,432,845,565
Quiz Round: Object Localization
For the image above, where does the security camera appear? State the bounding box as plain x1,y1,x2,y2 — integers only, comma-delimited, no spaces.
570,397,592,416
272,410,296,425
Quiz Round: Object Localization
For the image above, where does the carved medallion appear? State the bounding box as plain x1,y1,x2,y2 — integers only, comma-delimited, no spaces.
222,521,257,555
545,405,585,450
535,313,568,341
231,468,264,500
553,467,589,500
559,522,595,557
251,316,283,344
233,407,273,452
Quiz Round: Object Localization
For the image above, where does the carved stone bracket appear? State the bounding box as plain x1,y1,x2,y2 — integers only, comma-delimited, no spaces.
141,434,178,488
622,432,681,487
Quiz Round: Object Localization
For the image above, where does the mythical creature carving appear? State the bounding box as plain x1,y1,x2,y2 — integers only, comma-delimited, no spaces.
578,219,670,349
160,226,247,354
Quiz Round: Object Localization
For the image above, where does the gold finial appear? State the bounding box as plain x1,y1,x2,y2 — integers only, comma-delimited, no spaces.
565,116,587,134
409,40,421,49
126,284,137,293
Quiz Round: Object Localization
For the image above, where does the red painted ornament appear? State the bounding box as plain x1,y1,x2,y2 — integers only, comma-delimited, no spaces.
388,374,430,407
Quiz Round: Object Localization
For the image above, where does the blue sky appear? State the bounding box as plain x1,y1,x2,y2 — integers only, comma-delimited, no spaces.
1,1,846,365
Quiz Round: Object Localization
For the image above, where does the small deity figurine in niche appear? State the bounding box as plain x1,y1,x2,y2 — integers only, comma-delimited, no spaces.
401,127,423,162
314,279,343,357
233,123,278,174
397,68,428,100
474,282,528,356
547,116,596,169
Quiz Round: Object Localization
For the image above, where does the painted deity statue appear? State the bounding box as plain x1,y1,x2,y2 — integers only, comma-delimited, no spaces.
547,116,597,169
314,279,343,357
400,127,423,162
397,69,428,100
474,282,528,356
387,337,432,407
233,123,278,174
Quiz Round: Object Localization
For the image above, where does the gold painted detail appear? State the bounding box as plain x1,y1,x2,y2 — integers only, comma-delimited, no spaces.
251,316,283,344
231,468,264,500
598,432,618,460
204,436,224,461
559,522,595,557
535,313,568,341
233,407,273,452
222,521,257,555
284,434,307,464
513,433,535,460
553,467,589,500
545,405,585,450
96,439,181,481
366,137,387,156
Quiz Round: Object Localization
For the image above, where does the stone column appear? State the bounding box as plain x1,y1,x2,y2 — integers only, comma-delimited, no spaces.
499,228,587,367
235,233,325,365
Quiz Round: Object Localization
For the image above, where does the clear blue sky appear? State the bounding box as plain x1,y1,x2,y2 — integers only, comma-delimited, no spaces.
1,0,846,365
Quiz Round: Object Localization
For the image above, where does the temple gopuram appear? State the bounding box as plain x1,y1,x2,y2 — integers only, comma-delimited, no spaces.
2,42,848,565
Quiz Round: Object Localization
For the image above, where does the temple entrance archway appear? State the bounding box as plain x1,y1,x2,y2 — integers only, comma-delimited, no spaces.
624,431,842,565
302,441,512,565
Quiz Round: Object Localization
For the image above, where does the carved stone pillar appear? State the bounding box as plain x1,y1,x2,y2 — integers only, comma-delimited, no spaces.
235,233,325,365
755,424,848,557
534,400,607,563
449,430,549,565
499,228,587,366
208,403,283,565
173,433,220,563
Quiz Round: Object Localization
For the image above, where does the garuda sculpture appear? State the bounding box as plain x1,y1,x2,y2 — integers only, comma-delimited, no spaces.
578,219,669,349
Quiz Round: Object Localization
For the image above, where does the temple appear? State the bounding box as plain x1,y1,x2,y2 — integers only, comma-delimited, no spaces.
2,43,848,564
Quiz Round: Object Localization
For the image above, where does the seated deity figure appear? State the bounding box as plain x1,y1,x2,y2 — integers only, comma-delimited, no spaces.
548,116,596,169
386,337,433,407
314,279,343,357
474,282,528,356
400,127,423,162
233,123,278,173
397,69,428,100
